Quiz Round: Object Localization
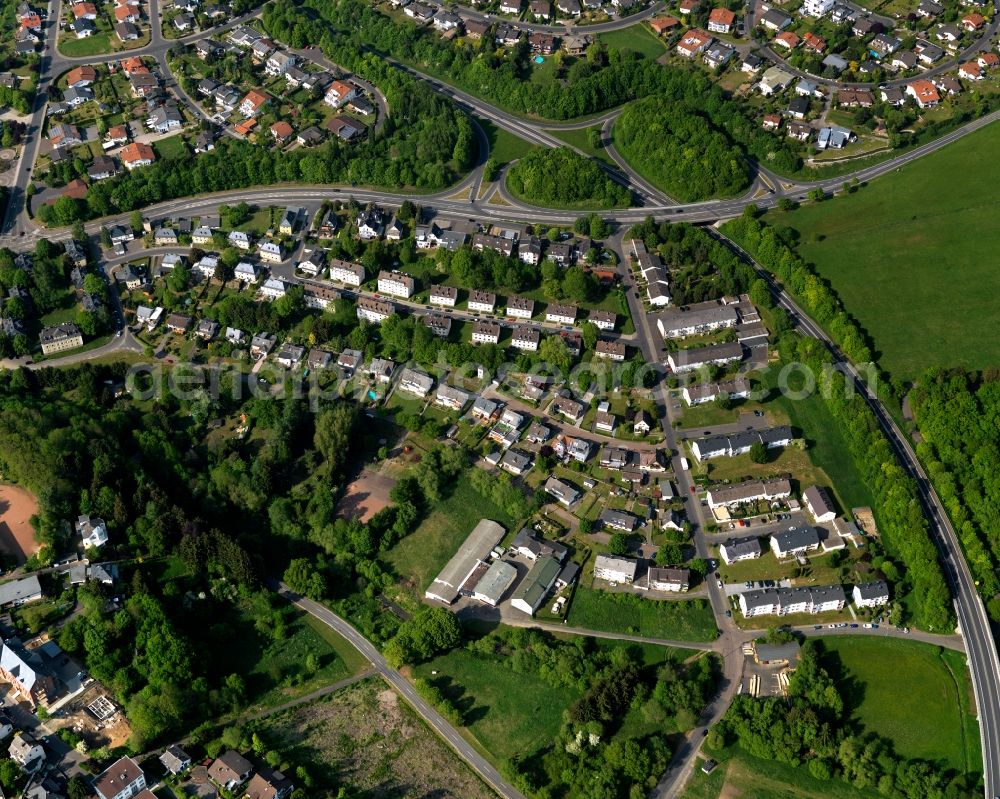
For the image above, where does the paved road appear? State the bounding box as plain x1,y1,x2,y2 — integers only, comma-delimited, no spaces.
712,228,1000,799
275,584,529,799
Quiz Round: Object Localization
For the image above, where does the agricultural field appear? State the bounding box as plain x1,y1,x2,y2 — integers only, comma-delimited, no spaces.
566,585,719,641
764,122,1000,381
267,678,498,799
819,637,981,774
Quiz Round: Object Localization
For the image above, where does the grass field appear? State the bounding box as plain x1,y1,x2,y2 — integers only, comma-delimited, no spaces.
567,586,719,641
681,747,887,799
546,124,616,168
153,134,189,160
764,121,1000,381
414,634,694,762
598,24,668,60
820,637,981,774
269,679,497,799
413,646,582,761
384,473,516,596
59,33,114,57
477,118,538,166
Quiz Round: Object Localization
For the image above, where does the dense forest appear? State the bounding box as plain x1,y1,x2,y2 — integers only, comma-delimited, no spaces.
716,641,978,797
505,148,632,209
910,368,1000,618
615,98,751,202
262,0,803,173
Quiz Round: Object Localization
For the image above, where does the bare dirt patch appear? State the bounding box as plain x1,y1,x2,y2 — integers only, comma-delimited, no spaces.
267,677,497,799
0,484,40,564
336,470,397,523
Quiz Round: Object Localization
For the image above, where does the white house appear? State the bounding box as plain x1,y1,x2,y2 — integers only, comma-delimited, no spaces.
852,580,890,608
593,554,638,584
75,514,108,548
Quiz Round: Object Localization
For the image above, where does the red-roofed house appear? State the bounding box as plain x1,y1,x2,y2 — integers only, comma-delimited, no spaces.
120,141,155,169
676,28,712,57
678,0,700,13
114,4,139,22
120,56,148,74
959,61,983,79
803,31,826,52
73,3,98,18
66,66,97,87
270,121,293,142
906,79,940,108
19,12,41,29
649,15,680,34
707,7,735,33
961,12,985,30
323,80,357,109
762,113,781,130
978,52,999,68
773,31,800,49
239,90,269,117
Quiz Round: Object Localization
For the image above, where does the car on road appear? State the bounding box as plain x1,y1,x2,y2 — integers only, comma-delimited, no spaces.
863,623,872,629
717,579,723,588
754,410,764,417
828,623,837,629
725,610,732,617
850,623,859,628
814,625,822,630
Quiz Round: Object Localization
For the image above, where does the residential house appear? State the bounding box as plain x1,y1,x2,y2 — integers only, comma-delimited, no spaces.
356,296,393,324
430,285,458,307
595,340,626,361
853,580,890,608
296,247,325,275
803,485,837,522
676,28,713,58
760,8,791,29
250,333,277,359
690,426,793,461
422,313,452,337
259,242,283,264
544,476,580,507
377,270,415,298
208,751,253,791
398,367,434,397
275,343,305,369
468,289,497,313
95,757,147,799
239,90,269,117
506,295,534,319
719,537,763,564
76,514,109,547
511,326,540,351
324,79,357,109
666,341,743,373
302,281,340,310
771,525,821,558
509,555,561,616
739,585,846,617
120,142,155,170
593,554,638,583
9,732,44,773
159,745,192,776
329,259,365,286
39,323,83,355
707,6,735,32
244,768,294,799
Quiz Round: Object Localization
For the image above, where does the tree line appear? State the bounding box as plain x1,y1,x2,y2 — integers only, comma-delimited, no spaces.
910,368,1000,619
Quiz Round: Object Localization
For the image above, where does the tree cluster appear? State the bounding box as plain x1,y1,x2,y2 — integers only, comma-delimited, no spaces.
506,147,632,209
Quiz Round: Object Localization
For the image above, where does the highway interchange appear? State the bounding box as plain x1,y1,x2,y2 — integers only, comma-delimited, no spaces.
3,0,1000,796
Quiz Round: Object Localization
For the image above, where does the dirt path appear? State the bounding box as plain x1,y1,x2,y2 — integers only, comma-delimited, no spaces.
0,484,40,564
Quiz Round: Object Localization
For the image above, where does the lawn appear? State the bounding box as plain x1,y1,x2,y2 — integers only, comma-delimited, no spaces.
675,396,774,430
153,134,189,160
597,24,668,60
384,472,516,596
477,117,538,166
764,121,1000,381
59,33,114,57
567,585,719,641
820,636,981,774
